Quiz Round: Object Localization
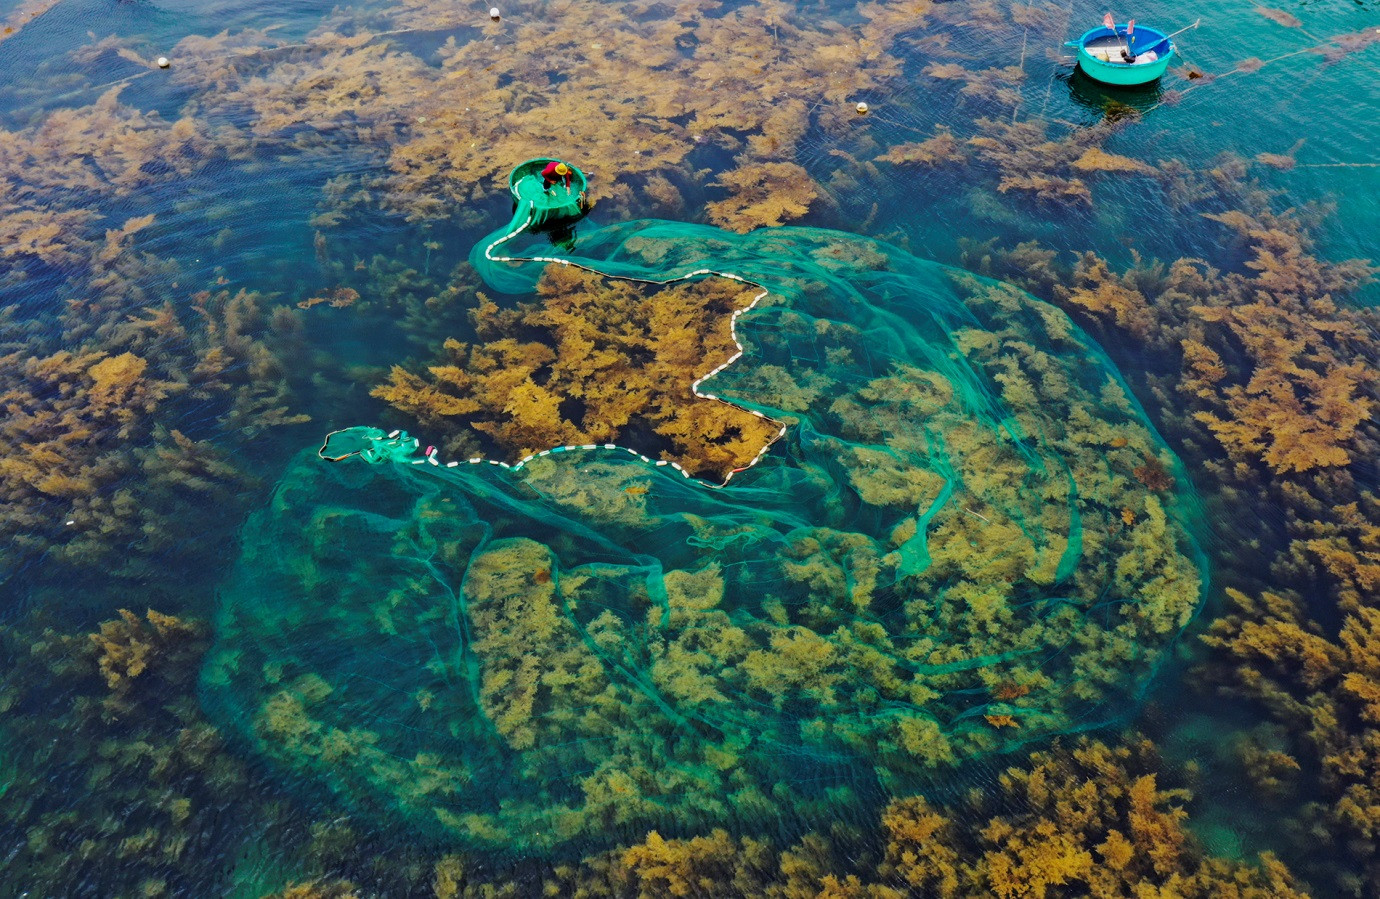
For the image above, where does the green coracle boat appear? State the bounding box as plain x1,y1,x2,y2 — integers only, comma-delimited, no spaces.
508,157,590,228
1066,23,1176,86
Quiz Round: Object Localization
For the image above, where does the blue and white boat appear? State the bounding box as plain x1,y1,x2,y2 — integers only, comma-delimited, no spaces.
1065,20,1177,86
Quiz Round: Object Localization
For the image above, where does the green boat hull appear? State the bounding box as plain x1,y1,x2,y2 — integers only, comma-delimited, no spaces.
1067,24,1176,87
1076,49,1172,85
508,158,589,228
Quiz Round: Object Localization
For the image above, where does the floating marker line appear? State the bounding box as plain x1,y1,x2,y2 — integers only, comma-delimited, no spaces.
463,203,792,488
324,205,791,488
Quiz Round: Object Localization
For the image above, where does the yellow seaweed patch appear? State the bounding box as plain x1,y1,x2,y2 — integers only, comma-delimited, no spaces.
374,265,781,480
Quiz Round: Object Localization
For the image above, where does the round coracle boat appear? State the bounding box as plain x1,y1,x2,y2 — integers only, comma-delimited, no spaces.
508,158,590,228
1066,24,1175,86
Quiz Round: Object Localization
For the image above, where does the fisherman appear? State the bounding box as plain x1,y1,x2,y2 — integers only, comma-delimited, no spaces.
542,161,574,191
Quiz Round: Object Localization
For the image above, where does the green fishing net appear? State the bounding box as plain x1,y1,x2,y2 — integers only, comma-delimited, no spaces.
202,219,1205,852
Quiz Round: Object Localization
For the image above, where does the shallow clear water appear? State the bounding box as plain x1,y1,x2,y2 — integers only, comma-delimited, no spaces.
1,0,1377,894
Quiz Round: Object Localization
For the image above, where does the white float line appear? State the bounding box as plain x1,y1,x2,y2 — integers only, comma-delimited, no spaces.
462,206,792,487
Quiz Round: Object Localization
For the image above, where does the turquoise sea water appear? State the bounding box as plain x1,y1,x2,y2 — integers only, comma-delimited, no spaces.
1,0,1378,894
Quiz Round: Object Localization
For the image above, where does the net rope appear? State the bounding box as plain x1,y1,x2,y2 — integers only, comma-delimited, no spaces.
202,207,1207,853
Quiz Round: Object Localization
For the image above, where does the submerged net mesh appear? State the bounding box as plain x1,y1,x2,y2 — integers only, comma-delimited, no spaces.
202,218,1205,852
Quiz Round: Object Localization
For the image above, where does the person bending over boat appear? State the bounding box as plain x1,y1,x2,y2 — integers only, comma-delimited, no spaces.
542,161,574,191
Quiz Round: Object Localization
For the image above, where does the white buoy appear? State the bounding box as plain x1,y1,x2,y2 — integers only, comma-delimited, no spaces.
157,57,170,68
855,101,869,114
489,7,500,19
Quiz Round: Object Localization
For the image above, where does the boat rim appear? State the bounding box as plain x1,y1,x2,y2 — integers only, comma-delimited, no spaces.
508,157,589,194
1072,25,1176,66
